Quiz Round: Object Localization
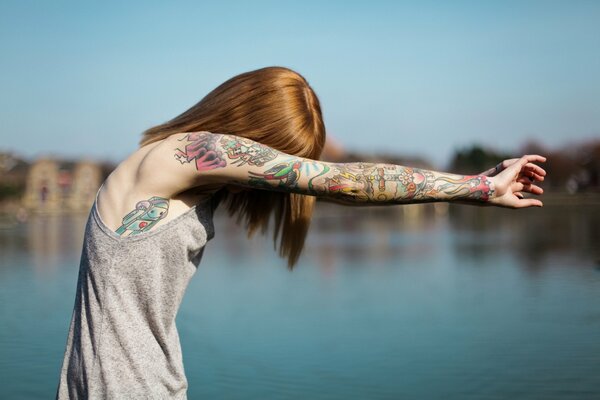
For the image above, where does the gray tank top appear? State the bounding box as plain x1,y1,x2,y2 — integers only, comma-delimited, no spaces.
56,184,215,399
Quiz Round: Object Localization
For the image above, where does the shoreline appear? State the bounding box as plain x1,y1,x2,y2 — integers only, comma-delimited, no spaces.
0,191,598,225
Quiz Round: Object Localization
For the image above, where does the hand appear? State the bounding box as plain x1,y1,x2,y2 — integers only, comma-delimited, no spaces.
488,155,547,208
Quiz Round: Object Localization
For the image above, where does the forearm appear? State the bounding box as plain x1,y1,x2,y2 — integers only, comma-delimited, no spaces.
311,162,496,205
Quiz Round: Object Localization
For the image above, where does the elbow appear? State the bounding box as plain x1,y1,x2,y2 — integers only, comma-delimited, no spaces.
313,182,362,204
347,184,364,201
336,181,366,204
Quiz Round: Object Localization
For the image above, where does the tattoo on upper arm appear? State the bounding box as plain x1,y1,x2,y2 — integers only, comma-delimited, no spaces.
174,132,279,171
172,132,323,190
116,196,169,236
219,136,278,166
174,132,227,171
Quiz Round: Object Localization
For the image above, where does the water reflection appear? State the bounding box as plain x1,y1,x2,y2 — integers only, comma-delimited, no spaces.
447,202,600,270
1,198,598,275
305,200,599,271
1,197,599,399
0,213,87,272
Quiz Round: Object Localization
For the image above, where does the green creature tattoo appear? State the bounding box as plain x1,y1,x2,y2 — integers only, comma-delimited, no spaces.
172,132,495,204
116,196,169,236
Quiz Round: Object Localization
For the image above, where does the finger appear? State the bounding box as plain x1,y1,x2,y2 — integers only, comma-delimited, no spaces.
522,154,547,164
497,158,541,175
514,191,524,199
513,197,544,208
530,172,545,182
508,156,531,175
522,183,544,194
524,163,547,177
521,154,546,168
517,176,544,186
522,165,546,181
510,156,547,178
528,174,544,182
511,180,526,193
517,172,544,183
501,158,521,169
507,156,546,177
513,180,545,195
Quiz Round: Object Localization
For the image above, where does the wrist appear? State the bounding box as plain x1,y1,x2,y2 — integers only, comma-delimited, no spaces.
480,175,496,202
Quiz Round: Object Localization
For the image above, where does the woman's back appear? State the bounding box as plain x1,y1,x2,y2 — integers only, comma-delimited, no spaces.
94,133,219,232
56,136,216,399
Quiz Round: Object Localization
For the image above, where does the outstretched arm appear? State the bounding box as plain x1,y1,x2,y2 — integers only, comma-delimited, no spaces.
171,131,545,208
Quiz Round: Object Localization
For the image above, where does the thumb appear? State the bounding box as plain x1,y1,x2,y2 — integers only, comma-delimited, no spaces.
509,156,529,172
499,156,528,180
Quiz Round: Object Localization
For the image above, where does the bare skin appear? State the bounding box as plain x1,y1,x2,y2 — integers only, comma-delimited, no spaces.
95,131,546,235
94,139,218,236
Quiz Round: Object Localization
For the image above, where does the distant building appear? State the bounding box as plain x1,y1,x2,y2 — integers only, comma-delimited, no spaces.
0,152,29,199
22,158,102,213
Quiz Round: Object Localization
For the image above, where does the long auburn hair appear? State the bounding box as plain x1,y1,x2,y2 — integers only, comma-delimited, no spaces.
139,66,326,269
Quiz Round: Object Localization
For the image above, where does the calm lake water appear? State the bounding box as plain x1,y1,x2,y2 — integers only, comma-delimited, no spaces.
1,199,599,399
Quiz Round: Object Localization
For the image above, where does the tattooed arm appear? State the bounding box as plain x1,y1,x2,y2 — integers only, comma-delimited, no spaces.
170,131,545,208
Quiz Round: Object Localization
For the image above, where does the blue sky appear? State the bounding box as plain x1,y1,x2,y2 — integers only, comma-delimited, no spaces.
1,0,598,168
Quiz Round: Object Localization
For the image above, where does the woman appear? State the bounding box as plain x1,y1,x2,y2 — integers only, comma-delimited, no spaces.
56,66,546,399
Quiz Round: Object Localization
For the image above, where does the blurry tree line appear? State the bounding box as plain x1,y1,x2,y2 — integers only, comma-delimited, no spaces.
447,139,600,194
0,154,28,202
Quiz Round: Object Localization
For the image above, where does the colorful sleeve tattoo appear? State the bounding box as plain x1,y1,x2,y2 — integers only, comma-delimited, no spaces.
173,132,495,205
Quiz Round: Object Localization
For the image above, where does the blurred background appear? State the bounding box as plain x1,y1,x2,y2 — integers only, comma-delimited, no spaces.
1,1,599,399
